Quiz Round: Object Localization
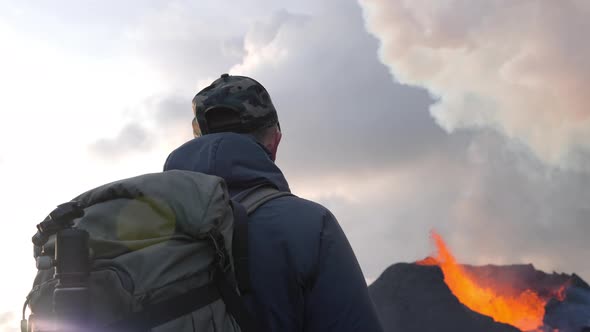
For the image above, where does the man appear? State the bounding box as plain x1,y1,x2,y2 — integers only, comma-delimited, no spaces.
164,73,383,331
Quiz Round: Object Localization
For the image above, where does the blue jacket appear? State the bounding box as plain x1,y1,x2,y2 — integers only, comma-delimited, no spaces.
164,133,383,332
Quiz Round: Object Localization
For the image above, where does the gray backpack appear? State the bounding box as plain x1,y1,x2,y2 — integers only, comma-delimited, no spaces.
23,170,290,332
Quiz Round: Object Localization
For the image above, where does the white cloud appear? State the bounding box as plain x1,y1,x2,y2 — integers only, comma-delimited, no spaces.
0,312,18,332
230,10,310,73
359,0,590,170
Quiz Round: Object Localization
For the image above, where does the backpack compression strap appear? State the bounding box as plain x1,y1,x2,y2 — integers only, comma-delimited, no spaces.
109,281,221,332
231,185,293,294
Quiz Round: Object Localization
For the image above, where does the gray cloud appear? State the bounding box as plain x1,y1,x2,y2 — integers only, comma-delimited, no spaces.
245,9,310,49
447,133,590,278
83,0,589,283
152,96,192,130
116,1,461,172
317,131,590,281
88,95,193,159
229,0,454,175
89,123,153,159
120,3,250,89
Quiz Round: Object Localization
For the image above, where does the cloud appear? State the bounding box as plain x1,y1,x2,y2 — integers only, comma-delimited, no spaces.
227,0,450,176
88,95,193,159
90,0,446,172
298,130,590,281
152,96,193,131
120,2,248,92
447,132,590,278
0,312,18,332
89,123,153,159
358,0,590,170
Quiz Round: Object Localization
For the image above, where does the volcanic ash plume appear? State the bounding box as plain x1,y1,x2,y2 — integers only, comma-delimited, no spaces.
358,0,590,170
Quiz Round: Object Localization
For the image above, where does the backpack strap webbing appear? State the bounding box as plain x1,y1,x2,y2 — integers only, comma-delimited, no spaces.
108,281,221,332
231,185,293,294
107,267,260,332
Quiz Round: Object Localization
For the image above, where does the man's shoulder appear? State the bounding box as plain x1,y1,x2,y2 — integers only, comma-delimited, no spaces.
248,194,336,271
271,194,334,218
249,193,337,236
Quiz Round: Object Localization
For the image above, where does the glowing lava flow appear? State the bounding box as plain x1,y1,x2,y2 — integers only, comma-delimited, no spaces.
417,232,546,331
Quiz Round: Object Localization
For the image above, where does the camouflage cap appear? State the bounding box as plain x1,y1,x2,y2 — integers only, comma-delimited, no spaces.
192,73,279,135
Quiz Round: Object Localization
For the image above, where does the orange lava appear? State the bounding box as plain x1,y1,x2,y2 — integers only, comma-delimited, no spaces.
417,231,546,331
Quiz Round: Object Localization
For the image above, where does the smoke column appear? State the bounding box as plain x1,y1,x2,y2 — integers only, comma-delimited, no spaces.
358,0,590,170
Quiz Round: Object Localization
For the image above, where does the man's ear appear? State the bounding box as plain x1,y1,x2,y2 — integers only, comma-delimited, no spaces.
267,128,282,161
192,117,202,137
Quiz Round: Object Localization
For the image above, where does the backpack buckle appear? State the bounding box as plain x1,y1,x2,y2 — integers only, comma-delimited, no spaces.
207,230,230,271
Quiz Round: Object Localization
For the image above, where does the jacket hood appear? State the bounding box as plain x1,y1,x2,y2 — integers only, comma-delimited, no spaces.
163,133,290,196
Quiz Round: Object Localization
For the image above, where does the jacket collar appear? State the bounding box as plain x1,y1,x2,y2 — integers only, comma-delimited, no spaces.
164,132,290,196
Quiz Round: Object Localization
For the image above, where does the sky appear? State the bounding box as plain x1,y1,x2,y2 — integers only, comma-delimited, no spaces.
0,0,589,331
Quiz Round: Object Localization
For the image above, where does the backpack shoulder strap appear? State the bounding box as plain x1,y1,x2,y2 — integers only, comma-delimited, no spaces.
231,185,293,296
233,184,293,215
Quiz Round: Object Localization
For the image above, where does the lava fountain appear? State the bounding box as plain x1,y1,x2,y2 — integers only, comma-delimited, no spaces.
417,231,563,331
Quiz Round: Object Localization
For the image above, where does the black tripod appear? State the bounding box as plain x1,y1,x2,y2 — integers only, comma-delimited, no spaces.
25,202,90,332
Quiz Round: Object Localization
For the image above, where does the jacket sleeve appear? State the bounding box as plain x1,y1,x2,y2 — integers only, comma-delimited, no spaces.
303,211,384,332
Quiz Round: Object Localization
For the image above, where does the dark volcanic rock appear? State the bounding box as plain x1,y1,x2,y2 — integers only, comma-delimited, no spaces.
461,264,590,332
462,264,586,299
368,263,520,332
544,285,590,332
369,263,590,332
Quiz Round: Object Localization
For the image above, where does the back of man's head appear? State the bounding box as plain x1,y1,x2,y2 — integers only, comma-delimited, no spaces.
192,74,280,136
191,74,282,160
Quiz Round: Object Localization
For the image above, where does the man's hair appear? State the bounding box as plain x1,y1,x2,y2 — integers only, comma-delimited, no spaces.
202,105,279,143
249,123,279,144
